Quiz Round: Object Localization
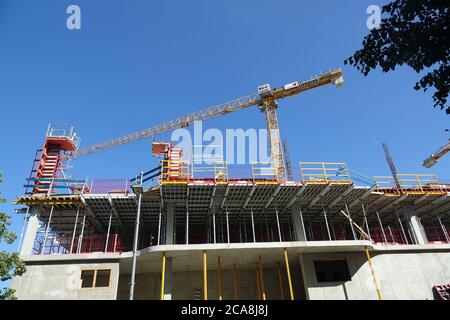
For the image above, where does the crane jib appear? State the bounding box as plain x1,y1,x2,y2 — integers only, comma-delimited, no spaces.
71,69,343,159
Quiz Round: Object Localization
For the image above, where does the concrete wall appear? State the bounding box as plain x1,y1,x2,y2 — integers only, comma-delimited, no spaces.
301,251,450,300
117,267,305,300
11,261,120,300
12,246,450,300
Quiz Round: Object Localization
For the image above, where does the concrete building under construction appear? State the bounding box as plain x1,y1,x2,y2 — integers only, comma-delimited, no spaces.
10,70,450,300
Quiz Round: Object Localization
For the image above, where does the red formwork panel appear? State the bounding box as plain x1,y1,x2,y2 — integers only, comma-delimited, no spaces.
425,227,449,244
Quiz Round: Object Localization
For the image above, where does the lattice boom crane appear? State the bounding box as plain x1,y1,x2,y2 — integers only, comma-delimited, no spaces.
72,69,344,181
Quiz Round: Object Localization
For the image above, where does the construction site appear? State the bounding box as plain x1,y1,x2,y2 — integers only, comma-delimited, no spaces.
10,69,450,300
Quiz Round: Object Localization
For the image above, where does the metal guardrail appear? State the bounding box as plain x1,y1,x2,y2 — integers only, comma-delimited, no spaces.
160,159,191,184
46,124,81,148
24,177,89,195
191,160,229,183
299,162,352,185
374,174,444,195
251,162,278,184
89,179,130,194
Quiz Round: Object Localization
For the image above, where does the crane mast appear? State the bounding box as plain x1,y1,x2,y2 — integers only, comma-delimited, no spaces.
71,69,344,181
282,140,294,181
382,143,401,188
261,97,285,180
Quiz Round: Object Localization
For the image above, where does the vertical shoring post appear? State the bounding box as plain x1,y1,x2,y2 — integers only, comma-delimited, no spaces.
213,211,217,244
160,252,166,300
77,212,86,253
113,233,118,252
17,206,30,252
388,226,394,243
207,213,210,243
275,207,282,242
308,225,313,241
162,209,167,244
239,218,242,243
69,206,80,254
283,248,294,300
221,213,224,243
226,209,230,244
395,208,409,244
322,204,332,240
364,246,382,300
299,205,307,241
105,208,113,253
233,264,238,300
157,200,163,245
243,214,247,242
41,205,54,254
434,208,450,242
288,223,294,241
217,256,223,300
203,250,208,300
258,256,266,300
186,208,189,245
345,203,357,240
375,209,388,243
129,172,143,300
251,209,256,243
278,262,285,300
361,205,372,241
331,225,337,240
173,209,176,244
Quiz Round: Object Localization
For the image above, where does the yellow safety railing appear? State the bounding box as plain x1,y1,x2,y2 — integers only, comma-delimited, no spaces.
251,162,278,184
191,160,229,183
213,160,228,183
299,162,352,185
374,174,444,195
160,159,191,184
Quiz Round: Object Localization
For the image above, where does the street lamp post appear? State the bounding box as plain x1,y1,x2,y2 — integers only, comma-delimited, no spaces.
129,172,144,300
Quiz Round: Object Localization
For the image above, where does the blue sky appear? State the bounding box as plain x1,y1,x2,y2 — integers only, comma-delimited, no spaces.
0,0,448,272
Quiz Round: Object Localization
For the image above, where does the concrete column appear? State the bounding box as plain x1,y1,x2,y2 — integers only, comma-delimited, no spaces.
402,203,427,244
298,254,310,300
20,206,41,255
165,203,175,245
163,257,173,300
291,202,307,241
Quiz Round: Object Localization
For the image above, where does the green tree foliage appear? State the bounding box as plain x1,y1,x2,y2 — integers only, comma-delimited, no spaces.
0,172,26,300
345,0,449,114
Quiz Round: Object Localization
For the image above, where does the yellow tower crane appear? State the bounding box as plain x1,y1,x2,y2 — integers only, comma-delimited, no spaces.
71,69,344,181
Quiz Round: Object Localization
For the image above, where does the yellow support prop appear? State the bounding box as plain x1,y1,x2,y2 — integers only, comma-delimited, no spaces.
217,256,223,300
160,252,166,300
256,264,261,300
278,262,285,300
233,264,238,300
258,256,266,300
365,246,382,300
203,251,208,300
283,248,294,300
